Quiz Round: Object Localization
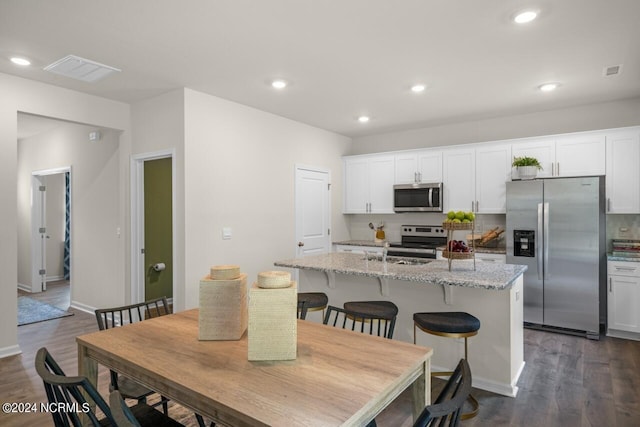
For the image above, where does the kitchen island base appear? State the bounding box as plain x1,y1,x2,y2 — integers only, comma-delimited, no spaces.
296,268,524,398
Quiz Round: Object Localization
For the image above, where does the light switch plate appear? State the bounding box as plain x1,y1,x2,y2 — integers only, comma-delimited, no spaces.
222,227,232,240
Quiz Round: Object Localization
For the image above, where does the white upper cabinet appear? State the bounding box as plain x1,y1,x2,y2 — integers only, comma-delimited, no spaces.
443,148,475,212
555,133,605,177
606,129,640,214
511,138,555,179
475,144,511,213
511,134,605,179
395,150,442,184
343,154,395,214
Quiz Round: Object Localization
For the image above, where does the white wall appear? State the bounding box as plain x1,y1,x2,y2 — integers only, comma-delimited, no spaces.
350,97,640,154
183,89,352,308
0,72,130,358
131,89,186,308
17,123,122,305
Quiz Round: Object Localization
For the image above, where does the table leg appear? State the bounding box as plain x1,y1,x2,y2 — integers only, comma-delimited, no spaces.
78,343,98,426
411,359,430,421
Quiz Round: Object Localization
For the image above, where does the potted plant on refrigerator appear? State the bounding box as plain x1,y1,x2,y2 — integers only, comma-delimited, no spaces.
512,156,543,180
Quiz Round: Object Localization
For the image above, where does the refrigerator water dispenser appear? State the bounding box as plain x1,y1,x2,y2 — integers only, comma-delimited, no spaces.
513,230,535,257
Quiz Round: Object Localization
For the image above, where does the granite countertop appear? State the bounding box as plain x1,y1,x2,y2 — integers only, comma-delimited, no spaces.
333,240,506,254
607,254,640,263
275,252,526,291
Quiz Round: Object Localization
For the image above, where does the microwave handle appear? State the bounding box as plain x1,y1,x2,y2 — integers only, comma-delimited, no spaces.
428,188,433,208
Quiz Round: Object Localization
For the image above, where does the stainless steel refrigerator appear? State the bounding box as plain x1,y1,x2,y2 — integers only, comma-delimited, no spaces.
506,177,605,339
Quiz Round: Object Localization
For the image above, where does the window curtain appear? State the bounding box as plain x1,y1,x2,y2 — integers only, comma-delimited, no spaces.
63,172,70,280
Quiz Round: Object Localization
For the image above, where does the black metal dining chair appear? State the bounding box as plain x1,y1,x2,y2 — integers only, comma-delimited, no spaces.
367,358,472,427
322,305,396,339
35,347,184,427
94,297,171,415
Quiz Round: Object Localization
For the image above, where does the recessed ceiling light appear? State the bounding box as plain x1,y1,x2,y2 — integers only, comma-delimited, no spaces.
271,79,287,89
10,57,31,66
514,10,538,24
357,116,370,123
538,83,560,92
411,84,426,93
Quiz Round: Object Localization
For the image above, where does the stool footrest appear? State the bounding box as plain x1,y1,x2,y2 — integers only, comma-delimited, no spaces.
461,394,479,420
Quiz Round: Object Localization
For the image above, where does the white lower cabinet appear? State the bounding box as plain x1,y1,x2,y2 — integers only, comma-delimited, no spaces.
334,244,382,255
607,261,640,339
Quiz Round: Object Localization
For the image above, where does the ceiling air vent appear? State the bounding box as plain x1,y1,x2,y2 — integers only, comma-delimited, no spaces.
603,64,623,77
44,55,120,82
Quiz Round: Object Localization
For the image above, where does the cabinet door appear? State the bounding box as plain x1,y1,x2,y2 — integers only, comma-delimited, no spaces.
475,144,511,213
511,139,555,178
343,157,369,213
608,274,640,333
443,148,475,212
555,134,605,177
395,152,418,184
417,150,443,183
368,155,395,213
606,130,640,213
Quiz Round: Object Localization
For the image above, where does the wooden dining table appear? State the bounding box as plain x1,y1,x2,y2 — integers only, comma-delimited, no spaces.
77,308,433,427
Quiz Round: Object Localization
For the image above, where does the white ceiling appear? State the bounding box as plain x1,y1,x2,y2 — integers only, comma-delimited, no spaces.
2,0,639,138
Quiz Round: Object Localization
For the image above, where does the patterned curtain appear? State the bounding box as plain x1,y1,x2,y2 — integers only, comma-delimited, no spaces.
63,172,70,280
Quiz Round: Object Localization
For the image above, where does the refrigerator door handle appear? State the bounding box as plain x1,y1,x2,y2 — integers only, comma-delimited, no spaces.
543,202,550,280
537,202,543,280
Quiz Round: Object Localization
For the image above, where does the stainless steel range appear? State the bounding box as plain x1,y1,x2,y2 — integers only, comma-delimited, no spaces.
388,225,447,259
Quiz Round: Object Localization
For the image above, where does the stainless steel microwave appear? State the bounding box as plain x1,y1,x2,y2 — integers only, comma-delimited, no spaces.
393,183,443,212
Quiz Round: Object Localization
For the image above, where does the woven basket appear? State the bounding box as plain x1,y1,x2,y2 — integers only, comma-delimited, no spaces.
210,265,241,280
248,281,297,361
442,250,475,260
199,273,248,341
442,221,474,230
257,271,292,288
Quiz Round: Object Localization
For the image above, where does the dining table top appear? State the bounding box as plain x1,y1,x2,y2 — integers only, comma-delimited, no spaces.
76,308,433,427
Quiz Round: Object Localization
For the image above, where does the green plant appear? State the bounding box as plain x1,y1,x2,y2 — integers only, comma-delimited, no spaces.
512,156,543,170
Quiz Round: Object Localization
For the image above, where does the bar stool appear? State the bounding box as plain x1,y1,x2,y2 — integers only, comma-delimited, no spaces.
343,301,399,339
413,311,480,420
297,292,328,319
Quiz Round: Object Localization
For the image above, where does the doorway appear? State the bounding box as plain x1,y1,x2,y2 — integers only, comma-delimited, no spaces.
30,167,71,296
131,150,175,305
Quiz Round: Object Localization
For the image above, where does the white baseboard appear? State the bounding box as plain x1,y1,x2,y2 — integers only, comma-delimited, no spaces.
70,300,97,315
0,344,22,359
431,361,524,398
17,283,31,292
607,329,640,341
46,275,64,282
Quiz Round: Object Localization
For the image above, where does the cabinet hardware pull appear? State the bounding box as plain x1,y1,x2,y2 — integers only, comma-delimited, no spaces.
609,277,612,292
607,198,611,212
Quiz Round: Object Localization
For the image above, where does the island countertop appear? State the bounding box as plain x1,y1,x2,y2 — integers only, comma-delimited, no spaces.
275,252,526,291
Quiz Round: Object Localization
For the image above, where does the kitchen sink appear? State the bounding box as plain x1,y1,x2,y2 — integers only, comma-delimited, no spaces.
361,255,432,266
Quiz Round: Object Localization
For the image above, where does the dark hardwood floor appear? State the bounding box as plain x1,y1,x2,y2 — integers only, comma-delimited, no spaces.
3,283,640,426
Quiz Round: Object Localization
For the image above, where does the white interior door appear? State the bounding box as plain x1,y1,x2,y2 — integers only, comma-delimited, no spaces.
32,175,47,292
295,166,331,258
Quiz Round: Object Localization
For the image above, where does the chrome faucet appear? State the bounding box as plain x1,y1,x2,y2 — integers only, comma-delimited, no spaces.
382,242,390,264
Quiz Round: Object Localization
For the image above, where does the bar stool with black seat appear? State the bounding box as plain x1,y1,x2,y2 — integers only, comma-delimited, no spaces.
413,311,480,420
297,292,328,319
343,301,399,339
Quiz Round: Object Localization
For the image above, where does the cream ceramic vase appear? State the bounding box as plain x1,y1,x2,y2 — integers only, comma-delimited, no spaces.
517,166,538,180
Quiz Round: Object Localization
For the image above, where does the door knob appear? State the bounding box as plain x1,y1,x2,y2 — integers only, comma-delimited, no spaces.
298,242,305,247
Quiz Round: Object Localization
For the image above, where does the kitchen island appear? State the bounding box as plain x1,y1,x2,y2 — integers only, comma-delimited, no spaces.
275,252,527,397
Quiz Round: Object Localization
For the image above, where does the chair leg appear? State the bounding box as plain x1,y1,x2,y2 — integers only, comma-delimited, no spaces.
161,396,168,415
195,413,216,427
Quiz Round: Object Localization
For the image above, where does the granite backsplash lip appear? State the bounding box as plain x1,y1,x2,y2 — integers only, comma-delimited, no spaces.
607,254,640,263
275,252,526,291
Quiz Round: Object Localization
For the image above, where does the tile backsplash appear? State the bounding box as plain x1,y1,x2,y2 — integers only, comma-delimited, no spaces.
345,213,506,245
606,214,640,250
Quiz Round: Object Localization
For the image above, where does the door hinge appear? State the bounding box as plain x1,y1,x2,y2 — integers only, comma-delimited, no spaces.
328,183,331,190
141,248,145,254
328,228,331,236
39,269,46,275
39,227,46,234
39,185,46,192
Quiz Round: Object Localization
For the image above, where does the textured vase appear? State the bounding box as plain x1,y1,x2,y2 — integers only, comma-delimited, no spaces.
517,166,538,180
